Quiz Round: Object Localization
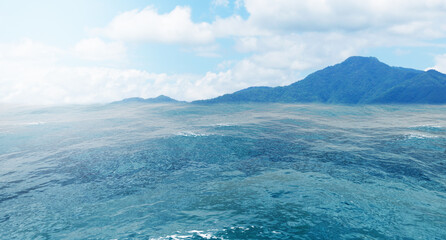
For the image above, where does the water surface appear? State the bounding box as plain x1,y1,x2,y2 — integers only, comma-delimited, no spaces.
1,103,446,239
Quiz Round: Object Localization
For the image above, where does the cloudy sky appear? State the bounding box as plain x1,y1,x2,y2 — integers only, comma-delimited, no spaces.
1,0,446,104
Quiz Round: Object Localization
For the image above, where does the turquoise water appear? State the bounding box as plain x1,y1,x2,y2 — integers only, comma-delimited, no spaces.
1,103,446,239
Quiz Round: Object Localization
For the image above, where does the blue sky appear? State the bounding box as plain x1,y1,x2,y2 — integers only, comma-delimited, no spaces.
1,0,446,104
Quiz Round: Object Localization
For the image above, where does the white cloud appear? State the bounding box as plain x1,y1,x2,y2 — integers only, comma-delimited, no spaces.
97,0,446,42
0,61,290,104
212,0,229,7
0,40,63,104
0,39,294,104
182,44,221,58
234,32,370,75
0,65,168,104
231,59,296,86
99,6,214,44
242,0,446,37
96,5,266,45
216,60,234,70
74,38,126,61
212,15,267,38
3,1,446,105
0,38,62,63
95,1,446,46
430,54,446,73
93,1,446,71
234,0,244,9
235,37,258,52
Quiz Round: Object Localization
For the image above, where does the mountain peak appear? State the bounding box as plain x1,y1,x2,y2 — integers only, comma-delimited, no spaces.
196,56,446,104
112,95,180,104
341,56,381,65
153,95,175,101
426,69,444,75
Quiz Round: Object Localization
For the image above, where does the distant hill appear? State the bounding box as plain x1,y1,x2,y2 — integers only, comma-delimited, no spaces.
194,56,446,104
112,95,181,104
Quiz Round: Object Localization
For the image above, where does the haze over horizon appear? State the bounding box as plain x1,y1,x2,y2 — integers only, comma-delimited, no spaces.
2,0,446,104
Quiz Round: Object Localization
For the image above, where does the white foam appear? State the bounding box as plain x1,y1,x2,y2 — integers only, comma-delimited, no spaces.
20,121,46,126
150,234,191,240
213,123,233,127
405,133,438,139
176,131,210,137
413,124,443,128
150,230,224,240
187,230,216,239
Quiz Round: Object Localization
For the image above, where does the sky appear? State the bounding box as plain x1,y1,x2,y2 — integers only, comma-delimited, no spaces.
1,0,446,104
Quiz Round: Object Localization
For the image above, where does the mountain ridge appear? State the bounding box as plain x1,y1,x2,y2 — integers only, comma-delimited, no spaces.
111,95,182,104
113,56,446,105
193,56,446,104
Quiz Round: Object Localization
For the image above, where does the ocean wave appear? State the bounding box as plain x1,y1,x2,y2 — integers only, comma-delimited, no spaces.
213,123,234,127
150,230,223,240
176,131,211,137
150,227,265,240
404,132,439,139
410,125,445,133
20,121,46,126
2,103,446,239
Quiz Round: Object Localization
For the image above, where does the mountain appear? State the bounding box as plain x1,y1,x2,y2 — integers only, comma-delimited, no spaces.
112,95,181,104
194,56,446,104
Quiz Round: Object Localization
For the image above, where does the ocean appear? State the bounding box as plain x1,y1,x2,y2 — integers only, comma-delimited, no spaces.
1,103,445,239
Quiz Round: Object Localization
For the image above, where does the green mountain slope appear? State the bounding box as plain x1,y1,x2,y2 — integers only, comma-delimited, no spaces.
195,56,445,104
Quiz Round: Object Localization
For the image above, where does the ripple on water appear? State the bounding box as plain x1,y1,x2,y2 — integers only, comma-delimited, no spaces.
1,103,446,239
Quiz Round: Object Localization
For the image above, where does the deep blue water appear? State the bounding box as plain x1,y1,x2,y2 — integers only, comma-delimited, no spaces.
1,103,446,239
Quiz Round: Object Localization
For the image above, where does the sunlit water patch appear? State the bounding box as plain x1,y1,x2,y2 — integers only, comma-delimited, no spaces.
1,103,446,239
